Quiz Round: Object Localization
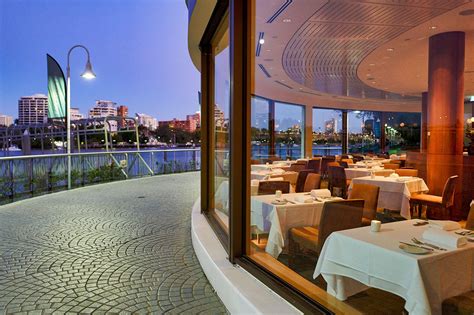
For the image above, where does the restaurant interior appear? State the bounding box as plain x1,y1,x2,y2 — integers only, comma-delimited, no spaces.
194,0,474,313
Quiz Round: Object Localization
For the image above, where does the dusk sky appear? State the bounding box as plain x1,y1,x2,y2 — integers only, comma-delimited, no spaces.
0,0,201,120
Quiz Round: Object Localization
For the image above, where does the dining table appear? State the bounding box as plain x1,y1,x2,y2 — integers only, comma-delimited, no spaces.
344,167,394,180
349,176,429,219
251,168,289,180
251,191,340,258
313,220,474,315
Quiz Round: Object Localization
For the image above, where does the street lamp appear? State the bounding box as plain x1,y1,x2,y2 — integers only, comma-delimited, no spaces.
66,45,96,189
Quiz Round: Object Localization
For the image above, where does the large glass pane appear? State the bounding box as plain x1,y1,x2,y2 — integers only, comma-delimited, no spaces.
274,102,305,159
312,108,342,156
212,22,230,230
348,110,381,154
383,112,421,153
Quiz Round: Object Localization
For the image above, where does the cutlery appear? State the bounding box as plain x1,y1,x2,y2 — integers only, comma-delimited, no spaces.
411,237,446,251
455,231,474,236
399,241,434,252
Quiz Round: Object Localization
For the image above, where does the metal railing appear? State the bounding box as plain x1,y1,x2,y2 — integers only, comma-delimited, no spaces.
0,148,200,205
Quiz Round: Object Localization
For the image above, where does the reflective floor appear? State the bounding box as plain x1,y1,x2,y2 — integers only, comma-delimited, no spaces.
0,172,227,314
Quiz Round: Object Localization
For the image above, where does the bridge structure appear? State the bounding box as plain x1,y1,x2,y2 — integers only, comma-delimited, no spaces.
0,116,140,155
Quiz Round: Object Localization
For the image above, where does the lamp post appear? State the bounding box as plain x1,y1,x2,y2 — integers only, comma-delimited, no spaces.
66,45,96,189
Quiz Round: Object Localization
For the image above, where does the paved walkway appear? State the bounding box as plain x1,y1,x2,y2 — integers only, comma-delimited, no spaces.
0,172,227,314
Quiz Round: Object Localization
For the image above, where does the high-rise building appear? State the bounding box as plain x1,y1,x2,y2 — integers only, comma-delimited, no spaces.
186,111,201,130
214,104,225,127
159,118,196,133
324,118,338,134
0,114,13,127
136,113,158,130
18,94,48,125
88,100,117,118
117,105,129,128
70,108,84,121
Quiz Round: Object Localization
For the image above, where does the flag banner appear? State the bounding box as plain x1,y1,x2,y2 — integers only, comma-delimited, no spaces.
47,54,66,118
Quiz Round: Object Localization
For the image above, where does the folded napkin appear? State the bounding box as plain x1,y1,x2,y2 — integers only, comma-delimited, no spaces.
272,168,285,174
428,220,461,231
251,179,260,186
390,154,398,159
389,173,400,178
422,228,467,248
268,177,284,181
294,195,314,203
396,176,412,182
273,162,286,167
310,189,331,198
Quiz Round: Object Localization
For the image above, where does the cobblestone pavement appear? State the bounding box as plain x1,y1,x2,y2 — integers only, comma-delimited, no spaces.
0,172,227,314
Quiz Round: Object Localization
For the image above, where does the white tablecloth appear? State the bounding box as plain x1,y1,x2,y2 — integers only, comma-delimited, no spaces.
251,169,289,180
314,220,474,314
215,180,259,214
345,168,394,179
251,192,337,258
349,176,429,219
251,163,291,172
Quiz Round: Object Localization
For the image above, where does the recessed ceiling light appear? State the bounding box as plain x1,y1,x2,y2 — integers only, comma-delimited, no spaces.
387,48,394,52
417,37,426,41
259,38,265,45
283,18,292,23
429,26,437,30
266,49,271,52
460,9,474,16
369,63,375,66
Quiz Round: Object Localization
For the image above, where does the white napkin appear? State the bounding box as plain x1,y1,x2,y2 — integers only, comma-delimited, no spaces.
310,189,331,198
396,176,413,182
294,195,313,203
422,228,467,248
251,179,260,186
268,177,284,181
428,220,461,231
390,154,398,159
389,173,399,178
272,168,285,174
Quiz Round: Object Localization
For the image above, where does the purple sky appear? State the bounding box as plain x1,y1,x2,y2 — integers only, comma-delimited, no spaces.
0,0,201,120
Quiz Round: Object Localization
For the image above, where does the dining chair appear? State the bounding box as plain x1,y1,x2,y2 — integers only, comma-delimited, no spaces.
409,175,458,219
270,172,298,189
348,183,380,226
321,156,336,178
313,154,322,158
288,199,364,267
257,180,290,195
295,169,315,193
341,158,353,165
352,155,364,162
307,158,322,173
289,163,307,172
395,169,418,177
303,173,322,192
465,202,474,230
442,291,474,314
328,165,349,198
384,163,400,170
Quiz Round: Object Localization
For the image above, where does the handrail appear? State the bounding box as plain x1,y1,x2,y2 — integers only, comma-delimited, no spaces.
0,148,201,161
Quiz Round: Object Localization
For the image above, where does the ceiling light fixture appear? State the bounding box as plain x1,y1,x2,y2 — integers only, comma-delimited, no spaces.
259,38,265,45
283,18,292,23
387,48,394,52
369,63,375,66
429,26,437,30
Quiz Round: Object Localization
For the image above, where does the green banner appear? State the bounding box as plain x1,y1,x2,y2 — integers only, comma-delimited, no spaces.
47,54,66,118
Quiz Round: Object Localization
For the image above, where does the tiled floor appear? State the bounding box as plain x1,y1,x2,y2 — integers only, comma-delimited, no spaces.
0,172,227,314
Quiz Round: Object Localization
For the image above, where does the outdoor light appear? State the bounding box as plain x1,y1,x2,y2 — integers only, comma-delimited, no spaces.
66,44,96,189
81,59,96,80
259,38,265,45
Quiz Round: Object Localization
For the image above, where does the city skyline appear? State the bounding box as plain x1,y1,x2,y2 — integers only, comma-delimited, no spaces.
0,0,200,120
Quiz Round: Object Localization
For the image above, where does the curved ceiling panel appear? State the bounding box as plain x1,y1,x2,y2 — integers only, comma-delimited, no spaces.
282,0,469,101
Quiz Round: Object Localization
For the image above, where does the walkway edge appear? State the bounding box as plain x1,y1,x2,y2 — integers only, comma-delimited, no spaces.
191,199,301,315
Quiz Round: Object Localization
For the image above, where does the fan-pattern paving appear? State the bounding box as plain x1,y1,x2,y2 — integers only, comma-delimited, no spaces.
0,172,227,314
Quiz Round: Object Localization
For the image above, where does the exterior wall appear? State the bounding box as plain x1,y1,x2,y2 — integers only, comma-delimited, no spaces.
18,94,48,125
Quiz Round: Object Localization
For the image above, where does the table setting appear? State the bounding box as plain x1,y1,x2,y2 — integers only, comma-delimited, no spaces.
345,167,394,179
349,174,429,219
314,219,474,315
251,189,342,258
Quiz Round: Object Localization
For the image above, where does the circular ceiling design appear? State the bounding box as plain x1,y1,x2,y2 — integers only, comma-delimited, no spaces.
281,0,469,101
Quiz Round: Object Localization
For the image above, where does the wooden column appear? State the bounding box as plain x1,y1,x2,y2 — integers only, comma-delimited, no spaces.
426,32,465,219
421,92,428,152
341,110,348,154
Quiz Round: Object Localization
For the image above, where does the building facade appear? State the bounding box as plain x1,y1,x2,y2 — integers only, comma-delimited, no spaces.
18,94,48,125
0,114,13,127
70,108,84,121
88,100,117,118
136,113,158,130
117,105,128,128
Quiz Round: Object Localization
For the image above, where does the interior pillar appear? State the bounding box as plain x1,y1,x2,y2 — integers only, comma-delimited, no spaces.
341,110,348,154
426,31,465,219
